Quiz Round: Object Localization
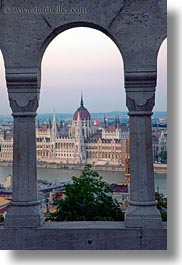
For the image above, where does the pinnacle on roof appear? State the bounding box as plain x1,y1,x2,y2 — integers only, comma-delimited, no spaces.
73,94,91,121
80,93,84,108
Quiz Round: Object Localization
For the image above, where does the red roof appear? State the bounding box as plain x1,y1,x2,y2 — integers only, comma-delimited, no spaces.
152,131,162,140
73,106,91,121
40,125,49,132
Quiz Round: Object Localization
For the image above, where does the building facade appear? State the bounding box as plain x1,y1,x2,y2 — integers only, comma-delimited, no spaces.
0,0,167,248
0,96,130,165
152,130,167,163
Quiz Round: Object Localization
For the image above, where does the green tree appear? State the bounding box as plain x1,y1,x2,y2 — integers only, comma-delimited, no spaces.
0,215,4,223
159,150,167,163
155,192,167,222
49,165,124,221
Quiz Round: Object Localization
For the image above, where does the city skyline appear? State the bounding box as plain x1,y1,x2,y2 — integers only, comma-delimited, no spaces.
0,27,167,115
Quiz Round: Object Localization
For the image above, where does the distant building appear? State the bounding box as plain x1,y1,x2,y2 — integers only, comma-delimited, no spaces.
0,197,10,216
152,130,167,163
0,95,130,165
0,138,13,162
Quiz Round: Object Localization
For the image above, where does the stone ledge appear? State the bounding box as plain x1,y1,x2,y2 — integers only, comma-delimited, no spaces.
0,222,167,250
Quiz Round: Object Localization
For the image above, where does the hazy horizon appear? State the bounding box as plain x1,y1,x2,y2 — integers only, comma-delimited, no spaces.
0,110,167,119
0,27,167,115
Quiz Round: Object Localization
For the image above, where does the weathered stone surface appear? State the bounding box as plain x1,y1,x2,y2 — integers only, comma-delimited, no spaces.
0,0,166,71
0,0,167,248
4,114,44,228
141,223,167,250
0,222,167,250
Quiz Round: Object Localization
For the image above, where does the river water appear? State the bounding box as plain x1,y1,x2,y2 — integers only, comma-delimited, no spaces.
0,166,167,195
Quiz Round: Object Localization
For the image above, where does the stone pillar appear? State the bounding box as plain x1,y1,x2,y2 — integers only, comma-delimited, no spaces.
124,72,162,228
4,70,44,228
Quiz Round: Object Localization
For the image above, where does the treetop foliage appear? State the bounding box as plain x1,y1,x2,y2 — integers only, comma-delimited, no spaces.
49,164,124,221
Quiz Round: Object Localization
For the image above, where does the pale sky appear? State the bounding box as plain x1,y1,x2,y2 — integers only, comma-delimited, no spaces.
0,27,167,115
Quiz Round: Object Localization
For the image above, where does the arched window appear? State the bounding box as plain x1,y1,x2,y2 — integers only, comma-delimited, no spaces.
155,38,167,112
0,51,12,182
38,27,124,176
39,27,125,114
0,50,10,115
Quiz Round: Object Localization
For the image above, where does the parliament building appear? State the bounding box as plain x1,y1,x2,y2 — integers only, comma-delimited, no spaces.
0,96,130,166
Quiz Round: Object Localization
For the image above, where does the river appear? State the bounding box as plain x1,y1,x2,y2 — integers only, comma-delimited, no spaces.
0,165,167,196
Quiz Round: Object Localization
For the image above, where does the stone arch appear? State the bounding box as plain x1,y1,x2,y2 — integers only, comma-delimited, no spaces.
0,48,5,65
0,49,5,85
38,21,123,71
0,49,10,114
37,22,125,116
157,35,167,51
0,1,167,236
38,24,125,115
155,38,167,111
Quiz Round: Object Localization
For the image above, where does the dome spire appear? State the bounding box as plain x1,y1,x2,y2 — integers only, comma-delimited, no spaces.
73,94,91,121
80,93,84,108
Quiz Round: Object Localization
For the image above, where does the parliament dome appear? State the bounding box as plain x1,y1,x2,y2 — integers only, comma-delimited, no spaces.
73,95,91,121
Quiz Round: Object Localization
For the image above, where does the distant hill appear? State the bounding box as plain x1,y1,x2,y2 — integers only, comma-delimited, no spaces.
36,111,167,120
0,115,13,123
0,111,167,123
36,111,129,122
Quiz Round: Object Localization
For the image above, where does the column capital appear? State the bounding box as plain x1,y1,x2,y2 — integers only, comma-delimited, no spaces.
125,71,157,90
12,112,37,117
125,71,156,113
6,68,40,87
6,69,40,113
8,92,40,114
128,111,153,116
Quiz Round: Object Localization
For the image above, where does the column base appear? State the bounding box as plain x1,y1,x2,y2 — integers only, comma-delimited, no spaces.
124,201,163,228
4,201,44,228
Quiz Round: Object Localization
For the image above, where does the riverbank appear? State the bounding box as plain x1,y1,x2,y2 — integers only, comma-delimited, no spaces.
153,163,167,173
0,161,167,173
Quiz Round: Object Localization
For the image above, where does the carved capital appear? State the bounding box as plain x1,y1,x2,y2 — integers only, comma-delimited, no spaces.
6,70,40,113
8,92,39,113
6,70,40,87
126,91,155,112
125,71,157,90
125,71,156,113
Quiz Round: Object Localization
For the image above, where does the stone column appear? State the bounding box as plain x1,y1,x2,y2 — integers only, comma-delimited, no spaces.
124,72,162,228
4,70,44,228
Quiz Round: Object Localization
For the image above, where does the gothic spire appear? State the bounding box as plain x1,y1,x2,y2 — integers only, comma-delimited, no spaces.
115,115,118,129
52,110,56,127
80,93,84,108
75,111,83,140
51,110,59,139
117,115,120,127
104,115,107,129
37,117,40,129
48,116,52,128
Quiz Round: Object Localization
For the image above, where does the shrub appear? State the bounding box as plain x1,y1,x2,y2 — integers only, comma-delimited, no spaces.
0,215,4,223
49,165,124,221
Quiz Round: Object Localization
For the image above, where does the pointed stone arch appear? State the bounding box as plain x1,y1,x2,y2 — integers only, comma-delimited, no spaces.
0,1,167,248
0,49,9,114
155,38,167,111
38,21,123,69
